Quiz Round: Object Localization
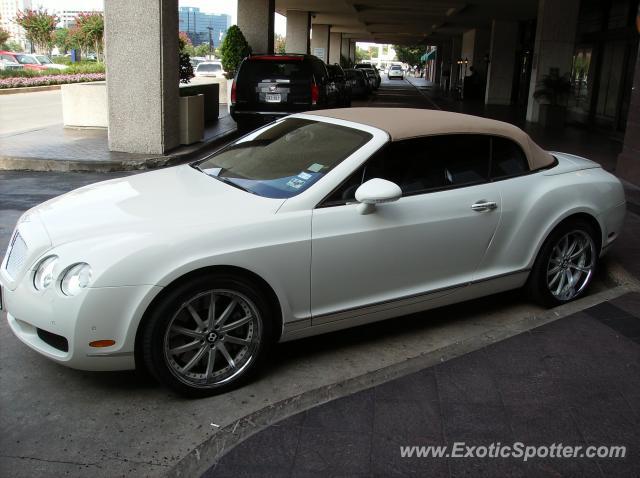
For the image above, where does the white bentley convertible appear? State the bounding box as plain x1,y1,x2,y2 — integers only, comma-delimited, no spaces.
1,108,626,396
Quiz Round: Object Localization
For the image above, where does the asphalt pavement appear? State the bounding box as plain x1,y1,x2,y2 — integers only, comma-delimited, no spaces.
0,89,63,136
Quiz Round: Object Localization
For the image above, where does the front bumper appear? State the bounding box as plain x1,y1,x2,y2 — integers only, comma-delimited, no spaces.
1,272,160,371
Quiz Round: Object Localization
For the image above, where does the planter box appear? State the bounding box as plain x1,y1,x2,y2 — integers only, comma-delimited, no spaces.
179,82,219,121
179,94,204,145
61,81,107,128
538,104,567,130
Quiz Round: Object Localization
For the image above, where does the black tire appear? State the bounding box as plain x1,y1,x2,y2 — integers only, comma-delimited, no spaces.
142,273,275,397
526,219,599,308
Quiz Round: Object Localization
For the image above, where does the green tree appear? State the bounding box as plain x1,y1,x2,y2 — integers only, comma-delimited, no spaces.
53,28,70,52
0,26,9,47
275,33,286,54
178,31,194,83
194,43,210,57
393,45,425,66
2,40,22,52
15,8,57,53
75,12,104,61
355,46,369,63
220,25,251,79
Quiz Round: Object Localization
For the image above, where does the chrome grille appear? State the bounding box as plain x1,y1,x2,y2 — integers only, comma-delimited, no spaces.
5,231,28,279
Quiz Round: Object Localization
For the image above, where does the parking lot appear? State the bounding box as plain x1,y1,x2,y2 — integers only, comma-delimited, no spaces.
1,77,640,477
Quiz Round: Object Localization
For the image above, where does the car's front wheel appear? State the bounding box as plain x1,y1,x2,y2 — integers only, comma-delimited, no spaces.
142,274,274,397
526,219,599,307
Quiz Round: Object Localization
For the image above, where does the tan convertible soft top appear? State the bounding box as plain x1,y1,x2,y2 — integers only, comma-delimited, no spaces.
306,108,555,170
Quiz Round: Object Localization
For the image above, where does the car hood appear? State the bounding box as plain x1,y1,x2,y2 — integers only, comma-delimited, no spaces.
31,165,286,246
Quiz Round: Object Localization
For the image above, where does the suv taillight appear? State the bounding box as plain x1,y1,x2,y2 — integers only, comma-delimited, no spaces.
311,84,319,105
230,80,237,104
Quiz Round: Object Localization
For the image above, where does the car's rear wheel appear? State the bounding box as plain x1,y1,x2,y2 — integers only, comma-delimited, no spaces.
526,219,599,307
142,274,274,397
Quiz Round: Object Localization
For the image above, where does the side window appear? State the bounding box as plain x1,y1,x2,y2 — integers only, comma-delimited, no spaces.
312,61,327,83
490,137,529,179
321,135,491,206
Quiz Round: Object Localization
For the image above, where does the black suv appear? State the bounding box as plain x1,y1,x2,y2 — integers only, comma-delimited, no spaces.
230,54,340,132
326,63,351,107
355,63,381,89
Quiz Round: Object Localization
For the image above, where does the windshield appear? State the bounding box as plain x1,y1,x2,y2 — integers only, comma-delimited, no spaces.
36,55,52,64
14,54,38,65
194,118,372,199
197,63,221,72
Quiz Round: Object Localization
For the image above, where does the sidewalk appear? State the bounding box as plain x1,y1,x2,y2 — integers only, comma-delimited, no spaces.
0,104,237,172
206,292,640,477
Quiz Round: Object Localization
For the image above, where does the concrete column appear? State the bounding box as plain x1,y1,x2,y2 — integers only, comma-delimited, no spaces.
438,41,452,89
310,24,330,62
450,35,462,92
105,0,179,154
340,34,350,66
285,10,310,54
349,40,356,63
526,0,580,122
616,47,640,185
329,32,342,65
433,45,441,85
461,29,490,76
485,20,518,105
238,0,274,54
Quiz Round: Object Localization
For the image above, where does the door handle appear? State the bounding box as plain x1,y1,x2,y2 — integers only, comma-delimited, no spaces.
471,201,498,212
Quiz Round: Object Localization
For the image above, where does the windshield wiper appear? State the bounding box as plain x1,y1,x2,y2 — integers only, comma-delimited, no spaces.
192,164,255,194
214,176,252,193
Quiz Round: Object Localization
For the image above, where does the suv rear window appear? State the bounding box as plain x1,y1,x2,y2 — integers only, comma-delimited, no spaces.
238,59,309,84
197,63,221,72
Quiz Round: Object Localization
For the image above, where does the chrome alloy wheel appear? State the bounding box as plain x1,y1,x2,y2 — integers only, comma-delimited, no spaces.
546,230,596,301
163,289,262,388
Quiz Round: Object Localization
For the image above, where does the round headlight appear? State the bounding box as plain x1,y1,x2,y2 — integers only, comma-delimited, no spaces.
33,256,59,291
61,263,93,296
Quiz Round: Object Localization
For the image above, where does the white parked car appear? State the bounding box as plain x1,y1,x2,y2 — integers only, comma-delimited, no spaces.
0,108,625,396
194,61,224,77
0,58,23,71
388,64,404,79
24,53,68,70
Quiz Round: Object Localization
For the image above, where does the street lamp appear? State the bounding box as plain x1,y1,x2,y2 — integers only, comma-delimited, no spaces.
207,26,213,60
456,58,468,100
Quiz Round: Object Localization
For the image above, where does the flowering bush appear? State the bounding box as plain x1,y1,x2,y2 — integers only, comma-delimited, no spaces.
0,73,105,89
15,9,58,54
0,62,105,79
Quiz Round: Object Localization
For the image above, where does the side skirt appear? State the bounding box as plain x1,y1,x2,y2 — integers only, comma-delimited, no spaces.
279,270,530,342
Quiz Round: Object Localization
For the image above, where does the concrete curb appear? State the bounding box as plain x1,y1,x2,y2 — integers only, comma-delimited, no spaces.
167,261,639,478
0,126,239,172
0,84,62,95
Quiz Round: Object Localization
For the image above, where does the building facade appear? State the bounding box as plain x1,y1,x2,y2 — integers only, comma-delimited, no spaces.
0,0,32,48
178,7,231,48
56,9,101,29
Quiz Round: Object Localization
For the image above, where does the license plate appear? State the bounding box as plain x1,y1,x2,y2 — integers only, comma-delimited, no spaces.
265,93,281,103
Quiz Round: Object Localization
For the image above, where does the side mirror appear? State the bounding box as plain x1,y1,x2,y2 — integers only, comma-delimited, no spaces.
355,178,402,215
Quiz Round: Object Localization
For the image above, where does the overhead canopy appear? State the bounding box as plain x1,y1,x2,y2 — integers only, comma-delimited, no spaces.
306,108,556,171
276,0,539,45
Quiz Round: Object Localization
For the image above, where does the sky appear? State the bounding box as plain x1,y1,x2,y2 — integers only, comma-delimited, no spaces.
33,0,287,34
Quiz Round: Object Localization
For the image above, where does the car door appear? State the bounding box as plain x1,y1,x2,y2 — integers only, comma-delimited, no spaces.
310,134,502,323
